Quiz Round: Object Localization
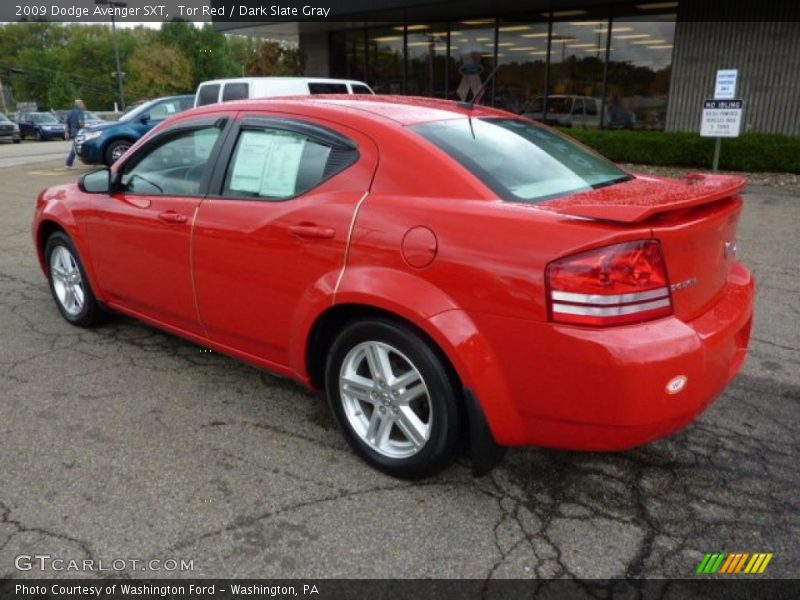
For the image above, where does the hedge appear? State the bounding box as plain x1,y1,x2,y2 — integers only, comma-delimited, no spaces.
559,128,800,174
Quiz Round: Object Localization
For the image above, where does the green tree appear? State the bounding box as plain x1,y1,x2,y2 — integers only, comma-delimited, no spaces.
228,35,258,77
126,42,194,99
245,41,305,77
48,71,78,109
160,21,238,88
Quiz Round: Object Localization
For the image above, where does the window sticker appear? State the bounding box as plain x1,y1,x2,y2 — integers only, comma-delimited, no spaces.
165,104,176,114
229,130,306,198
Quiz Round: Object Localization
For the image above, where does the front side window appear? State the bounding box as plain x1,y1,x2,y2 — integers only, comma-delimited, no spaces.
350,84,373,95
224,128,353,201
121,126,221,196
412,117,630,203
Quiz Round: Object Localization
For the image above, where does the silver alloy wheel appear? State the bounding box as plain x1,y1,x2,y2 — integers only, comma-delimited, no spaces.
111,143,130,162
339,341,432,459
50,245,85,316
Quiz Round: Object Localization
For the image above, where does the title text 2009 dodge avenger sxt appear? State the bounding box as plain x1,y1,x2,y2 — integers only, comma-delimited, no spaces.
32,96,754,478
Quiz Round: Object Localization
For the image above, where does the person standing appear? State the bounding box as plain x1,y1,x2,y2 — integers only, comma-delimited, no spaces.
65,99,85,169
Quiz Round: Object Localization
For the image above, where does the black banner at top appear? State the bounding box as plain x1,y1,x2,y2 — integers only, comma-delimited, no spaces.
2,0,800,23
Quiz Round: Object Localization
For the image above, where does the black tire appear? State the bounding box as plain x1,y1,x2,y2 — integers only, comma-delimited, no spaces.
104,139,131,166
44,232,106,327
13,139,20,144
325,318,463,479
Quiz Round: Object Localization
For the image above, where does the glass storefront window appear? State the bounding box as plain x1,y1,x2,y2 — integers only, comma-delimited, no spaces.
367,27,404,94
496,18,549,114
605,15,676,130
448,20,497,103
546,13,609,128
330,29,367,83
326,6,676,131
406,24,448,98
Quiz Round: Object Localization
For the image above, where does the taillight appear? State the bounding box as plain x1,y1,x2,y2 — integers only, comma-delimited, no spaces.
547,240,673,326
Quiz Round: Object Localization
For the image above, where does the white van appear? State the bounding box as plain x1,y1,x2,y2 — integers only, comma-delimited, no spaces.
522,95,603,128
194,77,374,107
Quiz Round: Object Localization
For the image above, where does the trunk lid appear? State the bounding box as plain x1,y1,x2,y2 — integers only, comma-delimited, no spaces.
541,173,746,321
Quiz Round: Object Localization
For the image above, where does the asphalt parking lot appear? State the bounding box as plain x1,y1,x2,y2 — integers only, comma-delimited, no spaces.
1,151,798,579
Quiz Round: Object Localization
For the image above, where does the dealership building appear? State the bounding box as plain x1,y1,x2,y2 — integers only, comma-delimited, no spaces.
216,1,800,135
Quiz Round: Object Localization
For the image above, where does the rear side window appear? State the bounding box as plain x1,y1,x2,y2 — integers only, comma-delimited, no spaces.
350,84,372,94
411,118,630,203
197,84,220,106
222,83,249,102
308,83,348,94
223,128,357,200
178,97,194,111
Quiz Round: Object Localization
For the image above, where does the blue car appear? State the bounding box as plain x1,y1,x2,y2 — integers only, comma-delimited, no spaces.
75,95,194,165
17,112,66,140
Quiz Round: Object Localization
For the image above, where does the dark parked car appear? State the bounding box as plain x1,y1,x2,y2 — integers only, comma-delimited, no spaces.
75,95,194,165
0,112,21,143
17,112,66,140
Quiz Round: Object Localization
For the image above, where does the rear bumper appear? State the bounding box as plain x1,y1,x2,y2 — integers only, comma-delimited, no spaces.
451,262,755,450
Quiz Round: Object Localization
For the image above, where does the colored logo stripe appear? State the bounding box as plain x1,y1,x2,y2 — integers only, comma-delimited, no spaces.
697,552,773,574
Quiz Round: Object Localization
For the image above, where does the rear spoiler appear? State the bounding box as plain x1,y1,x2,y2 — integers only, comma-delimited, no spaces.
540,173,747,224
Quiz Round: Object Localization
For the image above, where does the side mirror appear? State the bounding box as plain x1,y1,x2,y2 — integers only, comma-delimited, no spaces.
139,113,150,124
79,168,111,194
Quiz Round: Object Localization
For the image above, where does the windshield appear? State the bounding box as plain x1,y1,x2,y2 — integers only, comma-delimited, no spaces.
32,113,59,124
411,117,630,203
84,111,101,120
0,113,9,122
119,100,156,122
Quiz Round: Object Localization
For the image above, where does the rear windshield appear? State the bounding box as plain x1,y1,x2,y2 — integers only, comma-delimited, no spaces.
197,84,220,106
411,117,630,203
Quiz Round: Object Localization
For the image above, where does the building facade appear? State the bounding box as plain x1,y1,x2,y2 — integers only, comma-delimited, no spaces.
217,1,800,135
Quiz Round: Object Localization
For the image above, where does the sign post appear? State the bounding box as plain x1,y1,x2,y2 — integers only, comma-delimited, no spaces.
700,69,743,171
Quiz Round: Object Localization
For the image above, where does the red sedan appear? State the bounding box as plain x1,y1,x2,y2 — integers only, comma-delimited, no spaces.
32,96,754,478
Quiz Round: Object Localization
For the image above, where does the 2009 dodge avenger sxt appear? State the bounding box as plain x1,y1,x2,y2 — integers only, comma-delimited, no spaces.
32,96,754,478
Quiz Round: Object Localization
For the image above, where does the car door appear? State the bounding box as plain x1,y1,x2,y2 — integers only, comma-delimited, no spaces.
85,115,231,334
192,114,378,368
18,114,32,138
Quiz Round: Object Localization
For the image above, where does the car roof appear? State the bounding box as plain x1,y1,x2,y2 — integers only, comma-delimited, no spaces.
199,77,368,86
194,95,510,126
